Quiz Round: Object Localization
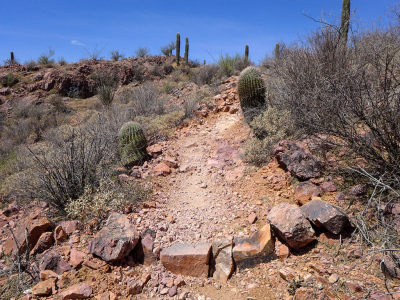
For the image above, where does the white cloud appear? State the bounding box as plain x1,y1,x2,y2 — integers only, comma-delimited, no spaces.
71,40,85,46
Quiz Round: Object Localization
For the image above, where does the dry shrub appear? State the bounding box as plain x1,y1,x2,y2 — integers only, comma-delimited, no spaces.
93,69,118,106
244,106,294,164
191,65,220,85
268,22,400,178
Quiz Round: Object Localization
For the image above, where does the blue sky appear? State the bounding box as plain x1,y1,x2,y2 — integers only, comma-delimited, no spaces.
0,0,395,65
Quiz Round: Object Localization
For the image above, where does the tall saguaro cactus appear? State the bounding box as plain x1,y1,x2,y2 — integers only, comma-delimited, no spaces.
176,32,181,66
10,52,14,63
340,0,350,46
275,43,280,60
184,37,189,65
245,44,249,61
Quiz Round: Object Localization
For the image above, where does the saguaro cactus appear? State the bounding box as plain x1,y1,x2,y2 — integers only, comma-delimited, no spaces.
10,52,14,63
184,37,189,65
340,0,350,46
245,44,249,61
119,122,148,167
275,43,280,60
176,32,180,66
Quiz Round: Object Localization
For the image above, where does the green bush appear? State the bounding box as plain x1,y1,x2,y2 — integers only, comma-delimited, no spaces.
218,53,241,77
37,47,55,65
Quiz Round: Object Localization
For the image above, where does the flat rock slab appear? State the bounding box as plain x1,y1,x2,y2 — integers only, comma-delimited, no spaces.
160,242,212,278
211,239,234,282
300,199,349,234
88,213,139,262
61,282,92,299
267,203,316,249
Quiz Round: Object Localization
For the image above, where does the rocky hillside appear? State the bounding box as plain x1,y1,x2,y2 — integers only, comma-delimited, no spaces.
0,57,399,300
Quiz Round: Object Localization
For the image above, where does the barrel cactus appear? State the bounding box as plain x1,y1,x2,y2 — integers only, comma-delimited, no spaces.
237,66,266,122
119,122,148,167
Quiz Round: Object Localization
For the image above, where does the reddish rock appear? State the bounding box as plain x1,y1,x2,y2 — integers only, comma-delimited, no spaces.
211,239,234,282
55,225,68,243
2,238,13,255
61,283,92,299
348,184,367,197
345,281,363,293
295,181,322,205
320,181,337,192
277,243,290,261
248,212,257,224
163,156,178,168
32,278,57,296
168,286,177,297
70,248,86,268
233,224,274,267
40,270,58,281
39,249,71,275
160,242,212,277
152,163,171,176
30,232,54,255
273,140,321,180
300,199,349,234
12,214,54,257
83,257,107,270
381,253,400,279
279,267,295,280
267,203,316,249
88,213,139,262
147,144,163,157
295,287,315,300
59,220,81,235
2,200,20,217
334,192,346,201
126,280,142,295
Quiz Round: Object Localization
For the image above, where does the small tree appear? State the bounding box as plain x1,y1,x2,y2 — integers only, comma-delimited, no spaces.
135,47,150,58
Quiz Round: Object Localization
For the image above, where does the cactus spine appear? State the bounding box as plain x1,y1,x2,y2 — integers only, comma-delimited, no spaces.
340,0,350,46
184,37,189,65
237,66,266,123
10,52,14,63
176,33,180,66
245,44,249,61
119,122,148,167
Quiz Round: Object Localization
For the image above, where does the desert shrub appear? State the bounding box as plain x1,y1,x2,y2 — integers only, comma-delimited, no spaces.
18,112,121,214
84,44,107,61
234,56,253,72
49,94,71,114
161,41,176,56
244,107,294,164
110,49,125,61
93,69,118,106
268,22,400,177
58,56,67,65
163,63,174,75
125,82,167,117
66,178,150,226
162,81,176,94
135,47,150,58
191,65,220,85
37,47,55,65
218,53,241,77
150,64,163,77
24,60,38,71
135,110,185,143
1,72,18,87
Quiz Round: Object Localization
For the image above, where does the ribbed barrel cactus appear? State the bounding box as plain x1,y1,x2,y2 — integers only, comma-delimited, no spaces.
237,66,266,122
119,122,148,167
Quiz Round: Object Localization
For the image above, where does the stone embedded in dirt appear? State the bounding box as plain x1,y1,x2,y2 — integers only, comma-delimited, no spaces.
272,140,321,180
126,279,143,295
169,285,178,296
277,243,290,261
160,242,212,277
294,287,315,300
295,181,322,205
300,199,349,234
248,212,257,224
348,184,367,197
59,220,81,235
32,278,57,297
320,181,337,192
55,225,68,243
334,192,346,201
345,281,363,293
70,248,86,268
163,156,179,168
83,257,107,270
152,162,172,176
279,267,295,281
40,269,58,281
179,164,193,173
147,144,163,157
233,224,275,269
210,239,234,282
39,249,71,275
61,282,92,299
12,214,54,257
88,213,139,262
2,200,20,217
267,203,316,249
328,273,340,284
30,232,54,256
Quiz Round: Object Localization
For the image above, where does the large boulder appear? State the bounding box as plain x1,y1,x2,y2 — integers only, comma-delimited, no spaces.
267,203,316,249
160,242,212,278
12,213,54,257
273,140,321,181
300,199,349,234
88,213,139,262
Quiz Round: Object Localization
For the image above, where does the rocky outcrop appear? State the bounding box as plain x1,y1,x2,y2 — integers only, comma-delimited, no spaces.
88,213,139,262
